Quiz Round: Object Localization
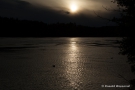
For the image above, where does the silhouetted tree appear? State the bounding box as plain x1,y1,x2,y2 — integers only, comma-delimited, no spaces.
112,0,135,89
119,37,135,71
119,37,135,90
112,0,135,69
111,0,135,35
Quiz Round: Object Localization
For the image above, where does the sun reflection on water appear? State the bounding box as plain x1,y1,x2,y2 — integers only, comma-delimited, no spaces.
64,38,83,89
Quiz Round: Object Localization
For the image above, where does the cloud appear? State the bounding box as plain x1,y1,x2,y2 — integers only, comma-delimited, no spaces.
0,0,119,26
58,10,70,15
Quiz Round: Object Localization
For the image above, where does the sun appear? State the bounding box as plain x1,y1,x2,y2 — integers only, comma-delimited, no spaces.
70,3,78,12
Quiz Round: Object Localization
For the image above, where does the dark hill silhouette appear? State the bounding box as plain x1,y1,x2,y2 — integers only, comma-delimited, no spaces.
0,16,130,37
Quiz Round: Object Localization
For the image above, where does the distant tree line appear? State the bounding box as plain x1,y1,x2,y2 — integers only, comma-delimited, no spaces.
0,16,130,37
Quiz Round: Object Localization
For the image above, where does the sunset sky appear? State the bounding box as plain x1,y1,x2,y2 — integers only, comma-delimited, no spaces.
0,0,119,26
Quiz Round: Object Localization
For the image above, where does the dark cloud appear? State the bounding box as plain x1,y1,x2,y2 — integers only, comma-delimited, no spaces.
65,11,70,14
57,10,70,15
0,0,119,26
17,0,31,6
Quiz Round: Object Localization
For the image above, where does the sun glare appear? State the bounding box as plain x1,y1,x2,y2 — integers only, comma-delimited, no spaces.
70,3,78,12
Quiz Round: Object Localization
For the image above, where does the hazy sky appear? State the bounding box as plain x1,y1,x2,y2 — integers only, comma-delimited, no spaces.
0,0,119,26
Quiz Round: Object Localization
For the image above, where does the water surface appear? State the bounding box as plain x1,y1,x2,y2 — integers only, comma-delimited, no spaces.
0,37,134,90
